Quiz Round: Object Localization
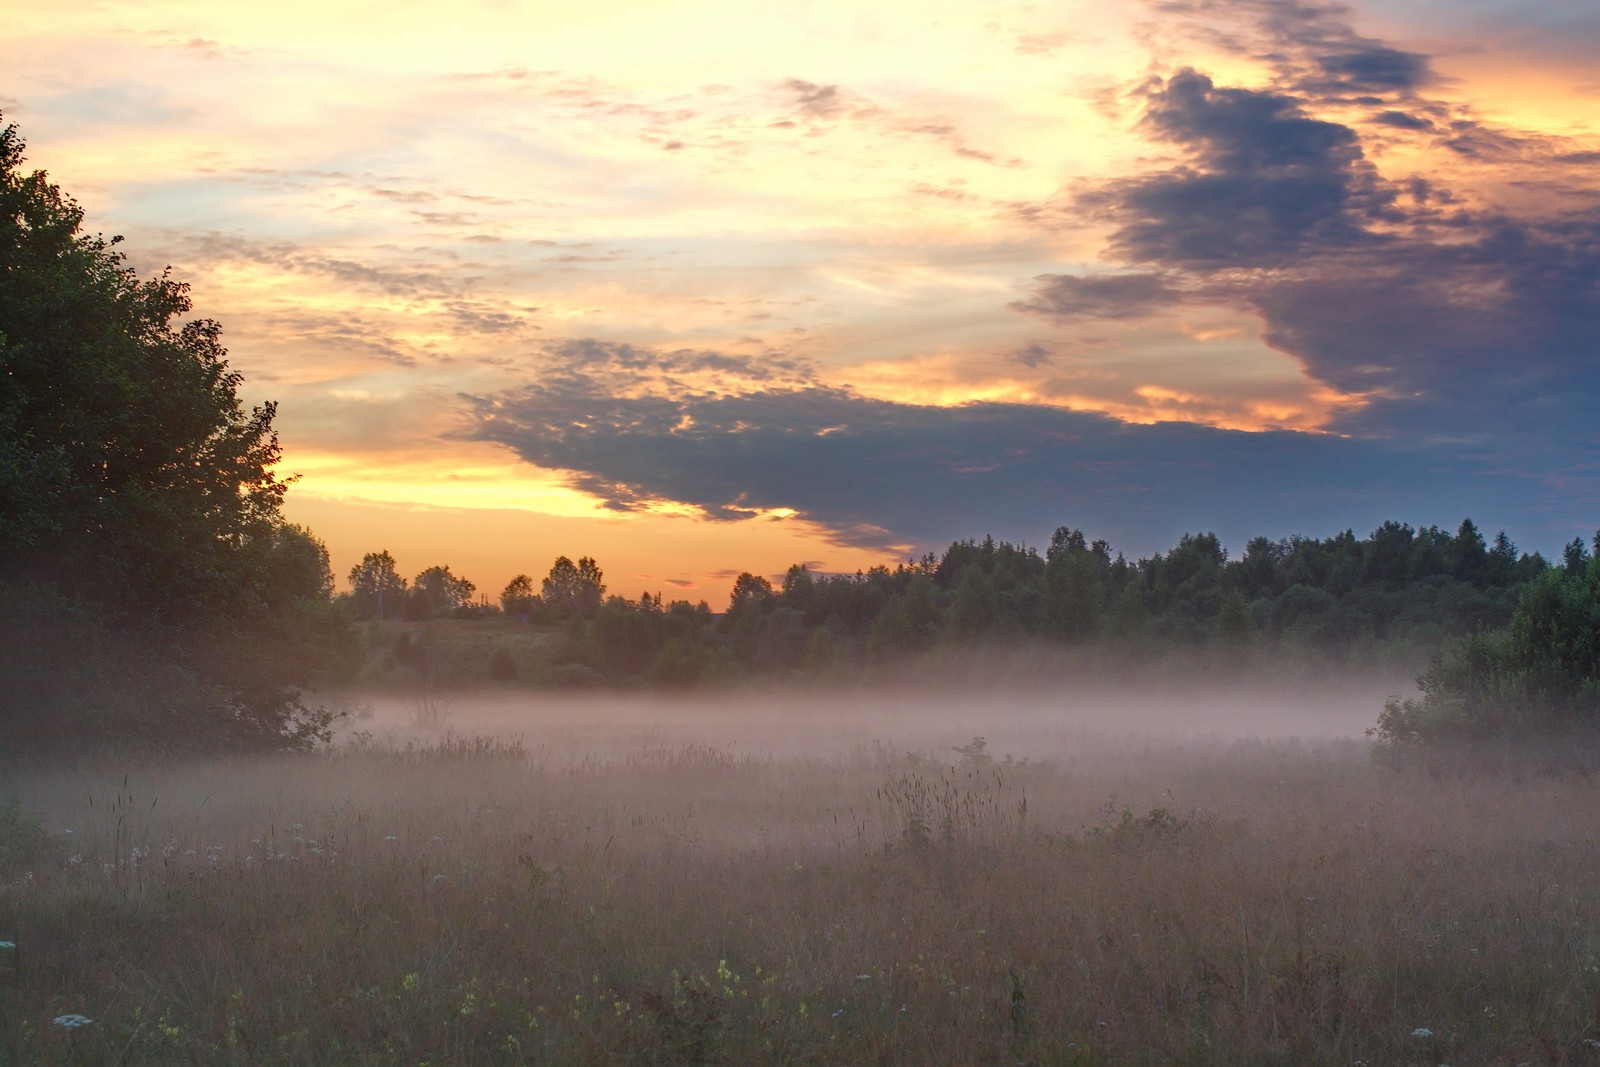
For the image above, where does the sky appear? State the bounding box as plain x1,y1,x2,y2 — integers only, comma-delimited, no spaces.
7,0,1600,606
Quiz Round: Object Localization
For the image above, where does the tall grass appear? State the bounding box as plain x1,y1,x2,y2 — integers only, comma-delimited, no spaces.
3,733,1600,1064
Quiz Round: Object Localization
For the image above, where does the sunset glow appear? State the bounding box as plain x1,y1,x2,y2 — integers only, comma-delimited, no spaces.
9,0,1598,605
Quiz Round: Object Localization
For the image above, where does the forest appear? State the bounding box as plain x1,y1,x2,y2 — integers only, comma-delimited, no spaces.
344,519,1578,690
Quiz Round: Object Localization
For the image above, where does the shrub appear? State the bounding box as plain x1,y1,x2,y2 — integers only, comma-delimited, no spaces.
1373,564,1600,747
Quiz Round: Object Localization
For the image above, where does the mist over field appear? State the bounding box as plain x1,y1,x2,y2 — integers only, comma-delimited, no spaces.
12,675,1600,1065
335,678,1394,759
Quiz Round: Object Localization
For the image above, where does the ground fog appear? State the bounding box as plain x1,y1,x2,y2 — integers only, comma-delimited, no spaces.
4,680,1598,1065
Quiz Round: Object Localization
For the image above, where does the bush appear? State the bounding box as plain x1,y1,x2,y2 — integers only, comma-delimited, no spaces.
1373,564,1600,748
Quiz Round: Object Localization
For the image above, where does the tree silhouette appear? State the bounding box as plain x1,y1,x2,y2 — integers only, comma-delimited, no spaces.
500,574,536,617
348,550,406,620
542,556,605,619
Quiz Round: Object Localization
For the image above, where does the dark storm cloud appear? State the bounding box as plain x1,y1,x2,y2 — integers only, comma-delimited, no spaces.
458,346,1564,554
1251,215,1600,436
1024,2,1600,445
1064,67,1600,432
1084,69,1391,269
1150,0,1435,102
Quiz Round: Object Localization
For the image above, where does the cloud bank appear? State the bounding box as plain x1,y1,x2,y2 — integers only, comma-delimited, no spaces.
460,342,1563,554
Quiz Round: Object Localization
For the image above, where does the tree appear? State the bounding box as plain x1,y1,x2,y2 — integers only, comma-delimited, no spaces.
348,550,407,620
945,564,997,641
411,564,475,618
1447,518,1488,585
0,116,340,752
542,555,604,619
1041,527,1109,641
728,572,776,618
593,596,664,675
264,524,336,606
500,574,537,617
1,119,286,624
1373,559,1600,747
1564,538,1591,576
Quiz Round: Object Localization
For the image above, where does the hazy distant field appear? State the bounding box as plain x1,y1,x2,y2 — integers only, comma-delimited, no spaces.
5,685,1600,1065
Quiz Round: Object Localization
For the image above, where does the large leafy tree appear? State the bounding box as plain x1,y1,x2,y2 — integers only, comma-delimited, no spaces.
0,117,341,752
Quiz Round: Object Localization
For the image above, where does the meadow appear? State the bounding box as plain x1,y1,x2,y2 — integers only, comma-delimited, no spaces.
3,686,1599,1066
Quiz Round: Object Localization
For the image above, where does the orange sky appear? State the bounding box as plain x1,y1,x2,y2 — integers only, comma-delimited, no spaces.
8,0,1598,605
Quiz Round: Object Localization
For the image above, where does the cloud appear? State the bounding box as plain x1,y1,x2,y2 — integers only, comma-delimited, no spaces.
1251,215,1600,436
171,231,462,301
1008,342,1055,368
771,77,1021,167
457,341,1573,555
1084,69,1391,268
1372,109,1434,131
1011,272,1184,323
1149,0,1435,101
1313,45,1432,93
779,78,865,121
1020,2,1600,446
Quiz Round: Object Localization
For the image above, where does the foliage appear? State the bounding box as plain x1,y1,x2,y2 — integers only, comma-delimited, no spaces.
347,550,406,621
499,573,536,617
407,564,476,619
1373,562,1600,747
357,514,1575,693
541,555,605,619
0,117,348,754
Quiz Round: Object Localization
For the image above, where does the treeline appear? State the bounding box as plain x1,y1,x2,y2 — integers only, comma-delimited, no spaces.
348,519,1589,689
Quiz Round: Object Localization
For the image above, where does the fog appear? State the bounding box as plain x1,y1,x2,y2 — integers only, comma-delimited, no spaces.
330,676,1395,763
22,669,1600,1067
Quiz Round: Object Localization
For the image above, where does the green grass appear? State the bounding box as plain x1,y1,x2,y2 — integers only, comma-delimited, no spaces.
4,730,1600,1064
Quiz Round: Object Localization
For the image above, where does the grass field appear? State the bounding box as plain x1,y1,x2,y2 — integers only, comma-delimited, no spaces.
3,688,1599,1065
